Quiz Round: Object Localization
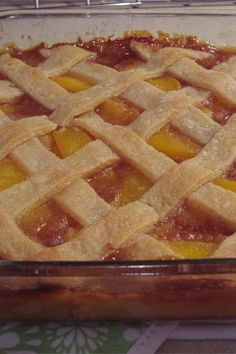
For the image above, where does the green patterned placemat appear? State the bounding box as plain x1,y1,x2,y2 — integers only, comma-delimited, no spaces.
0,322,148,353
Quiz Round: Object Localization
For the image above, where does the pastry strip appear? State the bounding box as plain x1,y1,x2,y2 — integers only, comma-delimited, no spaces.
11,137,59,174
120,233,182,260
194,114,236,173
0,54,69,110
31,201,159,261
54,178,111,226
38,45,93,78
211,232,236,258
133,47,213,79
0,115,56,159
190,183,236,230
69,61,117,84
70,61,164,108
75,113,175,181
141,115,236,218
172,106,220,145
167,57,236,107
129,91,193,140
50,71,140,125
141,159,215,218
131,41,212,62
213,56,236,79
0,79,23,102
0,140,119,220
0,207,44,260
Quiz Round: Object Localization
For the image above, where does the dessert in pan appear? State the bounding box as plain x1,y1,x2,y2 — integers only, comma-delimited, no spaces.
0,33,236,262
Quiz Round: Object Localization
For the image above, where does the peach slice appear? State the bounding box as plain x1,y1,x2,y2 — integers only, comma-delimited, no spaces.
0,158,26,191
168,240,217,258
52,75,92,92
53,128,92,158
214,178,236,193
20,203,71,247
149,125,200,161
96,98,142,125
116,168,151,207
147,76,181,92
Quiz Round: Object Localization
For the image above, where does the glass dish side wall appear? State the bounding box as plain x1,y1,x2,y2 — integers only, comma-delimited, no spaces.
0,9,236,320
1,260,236,321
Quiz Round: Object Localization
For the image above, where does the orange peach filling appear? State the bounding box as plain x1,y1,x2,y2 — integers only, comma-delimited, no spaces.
87,162,151,207
149,201,230,258
96,97,142,125
0,158,26,191
0,94,51,120
149,125,201,162
19,202,79,247
147,76,181,92
167,240,217,259
52,75,93,92
52,128,93,158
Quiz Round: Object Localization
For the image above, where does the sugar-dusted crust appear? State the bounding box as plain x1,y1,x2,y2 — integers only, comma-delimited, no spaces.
172,106,220,145
194,114,236,173
190,183,236,230
0,54,69,110
168,57,236,106
129,91,193,140
141,159,215,218
0,115,56,159
31,201,159,261
133,47,212,80
122,80,163,109
75,112,175,181
131,40,213,62
38,45,93,78
11,137,58,174
69,61,116,84
54,178,112,226
142,115,236,219
50,70,140,125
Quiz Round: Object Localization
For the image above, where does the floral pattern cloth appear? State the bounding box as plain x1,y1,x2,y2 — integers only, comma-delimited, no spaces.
0,322,147,354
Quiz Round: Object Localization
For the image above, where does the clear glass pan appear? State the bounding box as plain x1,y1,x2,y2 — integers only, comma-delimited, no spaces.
0,5,236,320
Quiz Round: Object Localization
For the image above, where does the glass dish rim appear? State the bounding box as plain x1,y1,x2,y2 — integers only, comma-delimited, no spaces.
0,259,236,277
0,8,236,278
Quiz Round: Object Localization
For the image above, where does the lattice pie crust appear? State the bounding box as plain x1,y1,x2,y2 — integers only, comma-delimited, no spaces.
0,40,236,261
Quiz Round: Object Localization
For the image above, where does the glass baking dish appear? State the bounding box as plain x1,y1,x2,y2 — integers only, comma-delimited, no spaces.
1,2,236,321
